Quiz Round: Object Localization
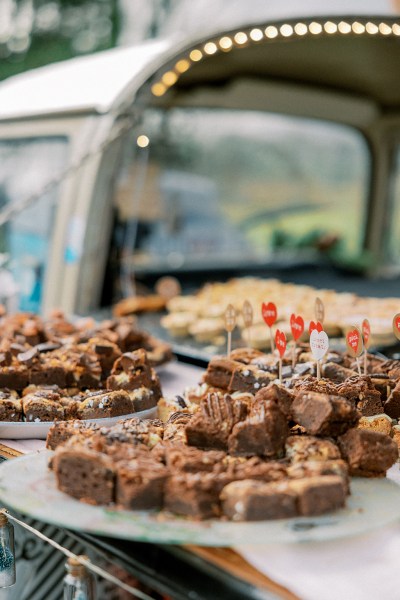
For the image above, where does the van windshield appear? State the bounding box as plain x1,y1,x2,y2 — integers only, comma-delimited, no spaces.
0,136,68,312
112,108,368,285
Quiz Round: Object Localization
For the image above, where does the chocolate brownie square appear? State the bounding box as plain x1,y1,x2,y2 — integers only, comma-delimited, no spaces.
285,435,341,463
203,357,240,389
163,412,192,443
291,391,360,436
52,446,115,504
106,350,153,391
228,400,288,458
228,364,274,394
0,391,22,421
46,420,101,450
185,393,247,450
338,428,398,477
337,376,383,416
288,475,347,516
76,390,133,420
384,380,400,419
322,362,357,383
164,445,226,473
254,383,295,418
292,375,338,396
22,390,65,422
164,472,231,519
115,457,169,510
220,479,298,521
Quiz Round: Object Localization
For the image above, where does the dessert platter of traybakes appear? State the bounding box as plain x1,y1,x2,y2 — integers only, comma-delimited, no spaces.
2,279,400,544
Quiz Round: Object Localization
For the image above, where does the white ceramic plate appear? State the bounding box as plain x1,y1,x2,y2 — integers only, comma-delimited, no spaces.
1,451,400,545
0,407,157,440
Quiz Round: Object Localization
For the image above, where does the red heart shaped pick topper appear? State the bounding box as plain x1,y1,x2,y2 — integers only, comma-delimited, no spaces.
346,327,362,357
275,329,287,357
262,302,277,328
308,321,323,335
290,314,304,341
362,318,371,349
393,313,400,341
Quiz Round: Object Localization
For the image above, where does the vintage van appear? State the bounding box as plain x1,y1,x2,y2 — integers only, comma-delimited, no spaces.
0,9,400,317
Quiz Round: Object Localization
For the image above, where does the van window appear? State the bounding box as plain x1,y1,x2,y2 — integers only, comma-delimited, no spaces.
112,108,368,283
0,136,68,312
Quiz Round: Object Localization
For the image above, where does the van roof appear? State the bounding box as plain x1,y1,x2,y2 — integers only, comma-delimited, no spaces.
0,39,173,121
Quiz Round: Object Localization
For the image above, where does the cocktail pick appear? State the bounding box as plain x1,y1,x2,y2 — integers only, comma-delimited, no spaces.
275,328,287,382
309,321,329,380
314,297,325,324
242,300,253,347
290,313,304,369
362,318,371,375
261,301,277,352
224,304,236,356
345,326,363,375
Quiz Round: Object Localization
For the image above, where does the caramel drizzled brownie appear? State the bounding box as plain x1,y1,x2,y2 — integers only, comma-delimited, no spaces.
22,389,65,422
336,376,383,416
185,393,247,450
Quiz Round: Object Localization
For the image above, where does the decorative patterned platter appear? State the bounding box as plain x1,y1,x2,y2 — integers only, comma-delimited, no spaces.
0,407,157,440
1,451,400,545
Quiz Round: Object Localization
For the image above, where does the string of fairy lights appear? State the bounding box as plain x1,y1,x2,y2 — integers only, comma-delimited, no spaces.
150,17,400,98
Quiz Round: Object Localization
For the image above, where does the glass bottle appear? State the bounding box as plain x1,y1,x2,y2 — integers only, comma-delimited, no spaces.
0,512,15,588
63,555,95,600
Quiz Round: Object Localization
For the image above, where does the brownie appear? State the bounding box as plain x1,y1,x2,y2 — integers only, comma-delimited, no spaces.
228,400,288,458
291,391,360,436
163,412,192,443
322,362,357,383
0,391,22,421
115,457,169,510
185,393,247,450
76,390,133,420
369,375,395,402
384,380,400,419
229,347,266,365
338,428,398,477
254,383,295,418
337,376,383,416
164,472,231,519
220,479,298,521
228,363,274,394
106,350,154,391
99,417,164,449
22,390,65,422
52,445,115,504
358,414,393,436
225,457,288,483
164,445,226,473
285,435,341,463
203,357,240,389
292,375,338,396
46,420,101,450
0,364,29,390
288,475,347,516
88,337,121,378
287,460,349,493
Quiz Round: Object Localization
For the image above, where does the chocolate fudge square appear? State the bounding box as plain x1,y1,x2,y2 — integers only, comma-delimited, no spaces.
228,363,274,394
292,375,338,396
254,383,295,418
164,445,226,473
106,350,153,391
46,420,101,450
288,475,347,516
99,417,164,449
321,362,357,383
52,446,115,504
228,400,288,458
291,391,360,436
76,390,133,420
0,365,29,390
337,376,383,417
115,458,169,510
384,380,400,419
185,393,247,450
164,472,231,519
203,357,240,389
287,460,349,493
220,479,298,521
338,428,398,477
285,435,341,463
0,391,22,421
22,390,65,422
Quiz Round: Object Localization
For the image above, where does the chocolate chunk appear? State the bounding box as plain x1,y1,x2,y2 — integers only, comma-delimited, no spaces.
17,347,39,366
291,391,360,437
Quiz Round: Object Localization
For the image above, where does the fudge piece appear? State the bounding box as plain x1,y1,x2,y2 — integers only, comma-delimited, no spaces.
76,390,133,420
384,380,400,419
106,350,162,402
0,358,29,390
322,362,357,383
164,445,226,473
46,420,101,450
22,390,65,422
88,337,121,379
254,383,295,418
30,353,70,388
185,393,247,450
115,457,169,510
291,392,360,436
338,428,398,477
228,400,288,458
0,390,22,421
288,475,347,516
203,357,240,390
164,472,231,519
337,376,383,417
228,363,274,394
52,445,115,504
357,414,393,436
285,435,341,463
292,375,338,396
220,479,298,521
